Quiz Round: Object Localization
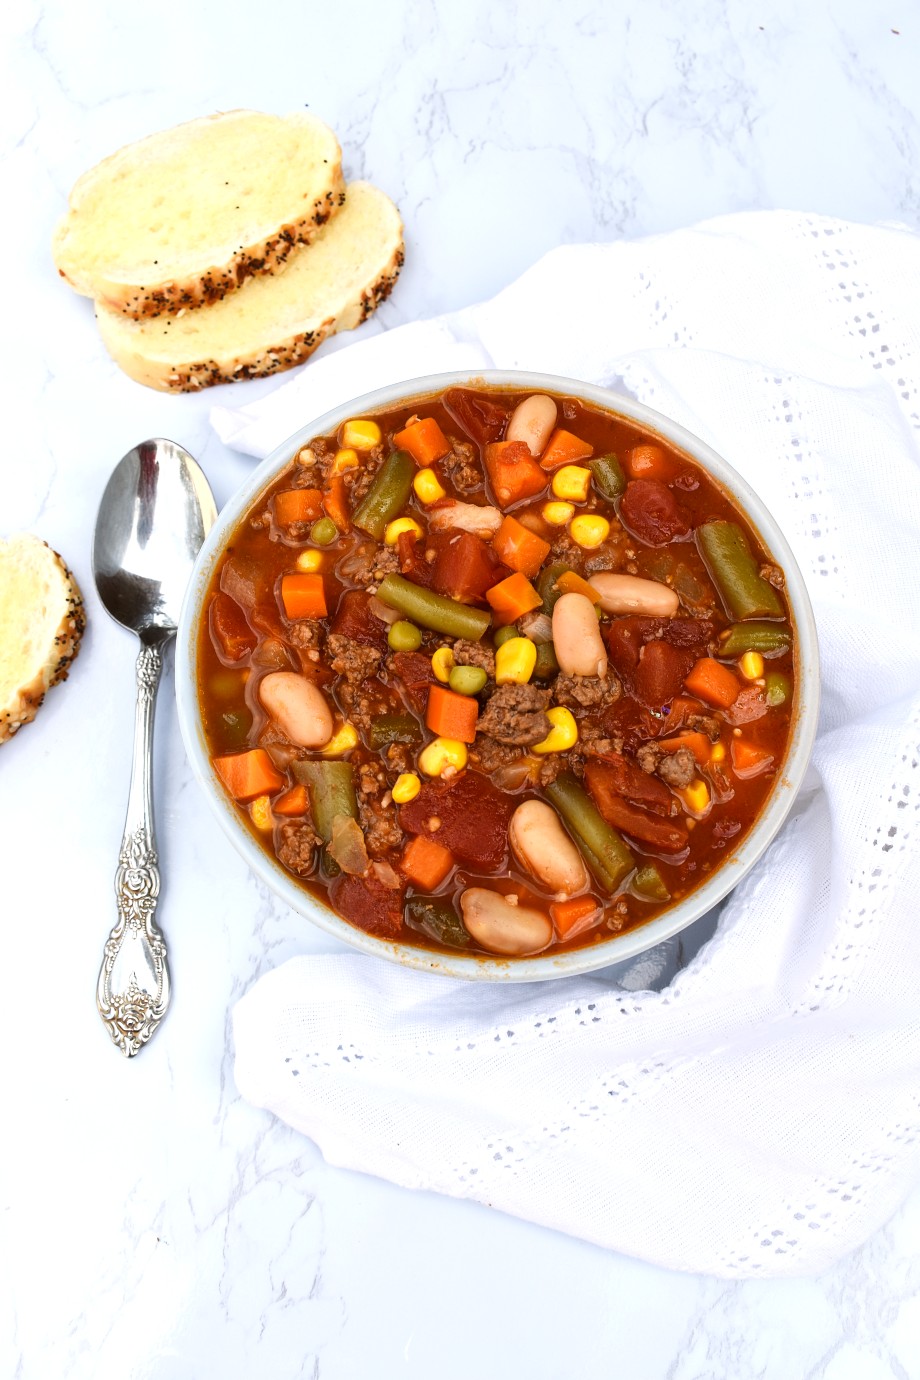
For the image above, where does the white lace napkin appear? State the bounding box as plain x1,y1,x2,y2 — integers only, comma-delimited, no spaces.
217,211,920,1279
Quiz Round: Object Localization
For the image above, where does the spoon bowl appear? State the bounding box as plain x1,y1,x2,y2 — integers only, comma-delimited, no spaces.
93,438,216,1056
93,437,217,641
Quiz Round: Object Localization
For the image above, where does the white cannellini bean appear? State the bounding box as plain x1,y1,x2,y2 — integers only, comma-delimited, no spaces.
258,671,334,748
509,800,588,896
587,572,680,617
506,394,558,458
552,592,608,678
460,888,553,956
428,501,503,536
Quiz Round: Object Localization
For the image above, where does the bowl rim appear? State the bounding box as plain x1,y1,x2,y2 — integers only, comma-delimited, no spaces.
176,368,820,982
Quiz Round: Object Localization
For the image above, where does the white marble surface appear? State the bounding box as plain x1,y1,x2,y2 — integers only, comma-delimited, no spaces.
3,1,920,1376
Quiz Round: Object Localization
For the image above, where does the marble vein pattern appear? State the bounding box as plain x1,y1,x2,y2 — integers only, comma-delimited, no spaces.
2,1,920,1377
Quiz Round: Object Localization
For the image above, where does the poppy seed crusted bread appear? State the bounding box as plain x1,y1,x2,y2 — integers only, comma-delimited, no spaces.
52,110,345,319
95,182,404,391
0,534,86,745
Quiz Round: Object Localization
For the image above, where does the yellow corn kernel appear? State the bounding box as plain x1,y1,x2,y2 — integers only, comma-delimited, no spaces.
413,467,447,504
542,501,576,526
552,465,592,502
296,549,324,572
495,636,537,686
739,650,765,680
250,795,273,831
319,722,359,757
570,514,611,549
418,737,468,777
341,419,381,450
678,778,711,815
431,646,455,682
331,447,359,474
710,741,726,763
531,706,579,755
385,516,423,546
392,772,421,804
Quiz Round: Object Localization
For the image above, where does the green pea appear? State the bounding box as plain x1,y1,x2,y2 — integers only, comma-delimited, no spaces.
388,619,422,652
449,665,487,696
310,517,338,546
494,624,520,647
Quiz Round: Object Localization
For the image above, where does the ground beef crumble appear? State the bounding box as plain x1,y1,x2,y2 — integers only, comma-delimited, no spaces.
356,759,403,857
477,683,551,746
443,440,482,494
636,742,696,789
344,443,385,505
276,819,319,876
452,638,495,674
471,735,523,774
328,634,383,683
287,619,324,662
553,672,621,709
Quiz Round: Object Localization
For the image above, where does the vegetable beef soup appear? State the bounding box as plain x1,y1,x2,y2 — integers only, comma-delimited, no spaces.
198,387,795,957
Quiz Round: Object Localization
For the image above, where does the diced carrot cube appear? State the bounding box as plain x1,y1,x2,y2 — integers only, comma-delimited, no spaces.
213,749,284,802
491,515,552,578
272,488,324,526
483,441,548,505
394,417,451,466
399,834,455,890
280,572,327,620
273,783,309,816
539,428,593,470
550,895,600,938
485,571,543,623
683,657,741,709
730,739,774,778
426,684,479,744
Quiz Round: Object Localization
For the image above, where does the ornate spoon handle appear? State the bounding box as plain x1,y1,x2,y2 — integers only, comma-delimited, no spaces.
96,640,172,1056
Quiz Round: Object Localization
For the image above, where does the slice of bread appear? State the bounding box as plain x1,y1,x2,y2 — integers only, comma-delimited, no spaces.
53,110,345,319
95,181,405,392
0,534,86,745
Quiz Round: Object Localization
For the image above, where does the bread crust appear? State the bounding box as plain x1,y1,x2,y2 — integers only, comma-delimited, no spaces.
95,193,405,391
52,110,345,320
0,536,86,745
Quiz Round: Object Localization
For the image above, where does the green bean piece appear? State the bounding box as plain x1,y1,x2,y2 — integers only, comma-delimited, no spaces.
292,760,358,843
310,517,338,546
536,561,573,615
590,453,626,501
376,574,492,640
405,896,471,949
494,623,521,647
719,621,792,656
367,714,423,750
388,619,422,652
352,449,415,540
633,864,671,902
697,521,784,620
765,671,791,707
533,641,560,680
544,772,634,893
449,665,488,696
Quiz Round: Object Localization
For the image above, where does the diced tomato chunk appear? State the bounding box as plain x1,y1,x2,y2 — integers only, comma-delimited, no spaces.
584,748,674,815
399,771,515,871
330,590,389,650
584,760,689,853
330,871,405,938
389,650,436,714
209,591,256,663
443,388,509,445
619,479,691,545
430,530,505,603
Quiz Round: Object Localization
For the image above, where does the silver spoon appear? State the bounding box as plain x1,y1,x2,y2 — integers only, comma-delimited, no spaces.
93,438,216,1057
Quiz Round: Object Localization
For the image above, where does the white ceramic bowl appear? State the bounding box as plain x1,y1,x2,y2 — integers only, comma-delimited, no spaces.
176,370,820,981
